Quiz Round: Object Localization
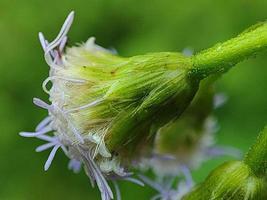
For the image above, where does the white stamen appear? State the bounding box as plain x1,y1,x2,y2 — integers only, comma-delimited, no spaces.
33,98,51,110
139,174,190,200
80,148,114,200
36,135,57,143
59,36,68,52
45,55,59,69
44,144,61,171
180,165,194,188
44,11,74,69
68,159,82,173
138,175,163,192
39,32,57,61
66,99,102,113
124,177,144,187
52,51,61,65
112,181,121,200
19,126,52,137
36,142,57,152
206,146,242,159
120,172,134,177
39,32,47,51
214,93,228,109
45,11,74,54
60,145,68,155
36,116,52,131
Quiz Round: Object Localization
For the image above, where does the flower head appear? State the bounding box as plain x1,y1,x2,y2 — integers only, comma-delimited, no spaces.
20,11,267,200
20,12,146,200
20,11,199,200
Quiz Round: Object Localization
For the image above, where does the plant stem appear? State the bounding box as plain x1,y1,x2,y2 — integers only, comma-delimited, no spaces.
191,22,267,79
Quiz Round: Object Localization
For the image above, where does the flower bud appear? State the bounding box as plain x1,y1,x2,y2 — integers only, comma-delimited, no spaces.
20,12,267,200
183,161,267,200
183,126,267,200
20,12,198,200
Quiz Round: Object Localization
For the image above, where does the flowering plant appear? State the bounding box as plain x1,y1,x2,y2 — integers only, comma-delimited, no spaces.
20,12,267,200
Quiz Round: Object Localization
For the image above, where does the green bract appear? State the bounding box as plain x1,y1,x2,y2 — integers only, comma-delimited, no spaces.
154,77,216,163
138,76,219,177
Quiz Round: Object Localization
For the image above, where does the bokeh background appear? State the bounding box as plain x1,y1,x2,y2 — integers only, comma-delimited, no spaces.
1,0,267,199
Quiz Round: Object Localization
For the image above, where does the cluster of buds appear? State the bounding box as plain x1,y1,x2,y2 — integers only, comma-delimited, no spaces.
20,12,267,200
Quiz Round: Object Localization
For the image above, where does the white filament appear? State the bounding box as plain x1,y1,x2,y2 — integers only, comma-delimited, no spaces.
42,75,86,94
21,11,148,200
44,144,61,171
36,116,52,131
112,181,121,200
36,142,58,152
41,11,74,69
66,99,103,114
19,126,52,137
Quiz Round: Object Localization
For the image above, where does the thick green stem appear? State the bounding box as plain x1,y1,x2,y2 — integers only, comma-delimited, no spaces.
244,126,267,177
191,22,267,79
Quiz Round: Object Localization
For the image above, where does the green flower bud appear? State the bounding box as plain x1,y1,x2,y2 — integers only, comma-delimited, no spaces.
20,12,267,200
183,126,267,200
21,12,198,199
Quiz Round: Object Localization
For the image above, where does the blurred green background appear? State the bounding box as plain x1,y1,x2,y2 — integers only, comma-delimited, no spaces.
0,0,267,199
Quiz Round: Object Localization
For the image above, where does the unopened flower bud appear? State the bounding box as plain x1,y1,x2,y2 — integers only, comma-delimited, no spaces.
183,126,267,200
20,12,267,200
20,12,197,200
